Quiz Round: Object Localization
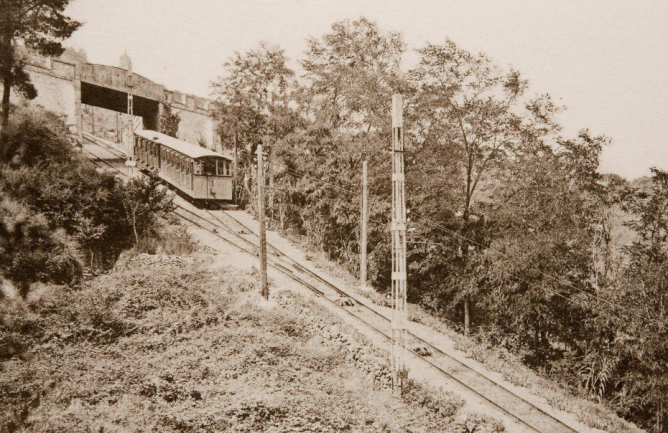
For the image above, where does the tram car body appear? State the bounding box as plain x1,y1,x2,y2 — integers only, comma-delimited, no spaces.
133,130,233,202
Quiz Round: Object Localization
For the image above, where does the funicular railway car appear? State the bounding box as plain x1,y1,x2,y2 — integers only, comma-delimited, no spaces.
133,130,233,203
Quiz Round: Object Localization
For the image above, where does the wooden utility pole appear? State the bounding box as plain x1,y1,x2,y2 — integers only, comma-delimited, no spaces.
233,132,238,204
257,144,268,300
391,94,408,393
464,299,470,336
360,160,368,290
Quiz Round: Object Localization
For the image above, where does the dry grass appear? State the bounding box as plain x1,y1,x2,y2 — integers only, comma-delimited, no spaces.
0,251,502,433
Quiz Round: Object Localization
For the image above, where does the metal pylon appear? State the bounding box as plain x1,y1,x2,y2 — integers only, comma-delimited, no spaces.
391,94,408,392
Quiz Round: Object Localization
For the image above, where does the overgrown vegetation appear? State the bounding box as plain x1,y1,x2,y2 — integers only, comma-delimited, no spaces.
0,256,500,432
212,17,667,431
160,103,181,138
0,104,175,294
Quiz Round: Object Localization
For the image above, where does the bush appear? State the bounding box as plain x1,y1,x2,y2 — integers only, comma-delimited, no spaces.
0,105,176,295
1,261,476,432
133,219,197,256
120,176,175,246
0,196,82,296
1,103,74,167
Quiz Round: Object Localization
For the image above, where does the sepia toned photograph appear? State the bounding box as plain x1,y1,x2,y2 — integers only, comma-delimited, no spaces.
0,1,666,432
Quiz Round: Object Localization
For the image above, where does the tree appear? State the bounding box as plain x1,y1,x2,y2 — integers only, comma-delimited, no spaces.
0,0,82,146
212,42,295,149
211,42,297,205
478,131,609,357
300,17,405,132
408,39,562,334
582,167,668,430
269,18,404,285
60,46,87,64
121,175,174,245
1,107,125,269
72,211,105,267
159,103,180,138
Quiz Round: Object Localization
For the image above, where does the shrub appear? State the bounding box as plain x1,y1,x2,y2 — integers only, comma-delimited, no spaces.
0,105,178,294
133,220,197,256
0,196,82,296
1,103,74,167
120,176,175,246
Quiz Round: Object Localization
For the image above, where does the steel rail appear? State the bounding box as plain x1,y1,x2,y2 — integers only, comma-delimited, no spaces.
162,200,551,433
80,139,578,433
167,207,545,433
209,207,580,433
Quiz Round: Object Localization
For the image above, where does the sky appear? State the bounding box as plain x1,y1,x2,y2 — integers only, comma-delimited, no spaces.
63,0,668,180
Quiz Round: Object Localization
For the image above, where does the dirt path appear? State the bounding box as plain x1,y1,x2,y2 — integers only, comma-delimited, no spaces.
178,204,610,433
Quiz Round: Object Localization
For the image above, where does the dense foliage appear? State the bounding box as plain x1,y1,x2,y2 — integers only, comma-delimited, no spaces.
0,105,174,294
0,0,81,145
160,103,181,138
212,18,667,431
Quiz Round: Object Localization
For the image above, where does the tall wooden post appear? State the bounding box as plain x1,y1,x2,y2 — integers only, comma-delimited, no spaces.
78,105,84,143
125,94,136,172
257,144,268,300
91,105,95,136
233,132,238,204
268,147,274,218
391,94,408,393
360,160,368,290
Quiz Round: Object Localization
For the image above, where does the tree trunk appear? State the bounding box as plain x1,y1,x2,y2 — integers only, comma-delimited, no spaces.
1,74,12,148
132,207,139,245
464,296,470,336
244,173,251,200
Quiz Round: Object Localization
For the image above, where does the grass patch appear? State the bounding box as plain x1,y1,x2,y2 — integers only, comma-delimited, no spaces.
0,252,495,432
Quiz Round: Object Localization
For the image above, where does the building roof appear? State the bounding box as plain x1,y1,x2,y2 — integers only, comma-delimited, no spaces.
135,130,230,160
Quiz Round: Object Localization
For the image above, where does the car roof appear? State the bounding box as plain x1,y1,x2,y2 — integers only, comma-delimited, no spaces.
135,130,230,160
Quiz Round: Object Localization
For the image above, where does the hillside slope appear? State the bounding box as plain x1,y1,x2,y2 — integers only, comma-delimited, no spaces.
0,250,500,433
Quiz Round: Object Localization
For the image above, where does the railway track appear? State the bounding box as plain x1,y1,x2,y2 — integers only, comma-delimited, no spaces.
80,138,581,433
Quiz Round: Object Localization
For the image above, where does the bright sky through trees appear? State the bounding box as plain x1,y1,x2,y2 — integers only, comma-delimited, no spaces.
64,0,668,179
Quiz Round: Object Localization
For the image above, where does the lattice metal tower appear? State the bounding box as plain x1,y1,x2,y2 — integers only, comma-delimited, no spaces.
391,94,408,392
